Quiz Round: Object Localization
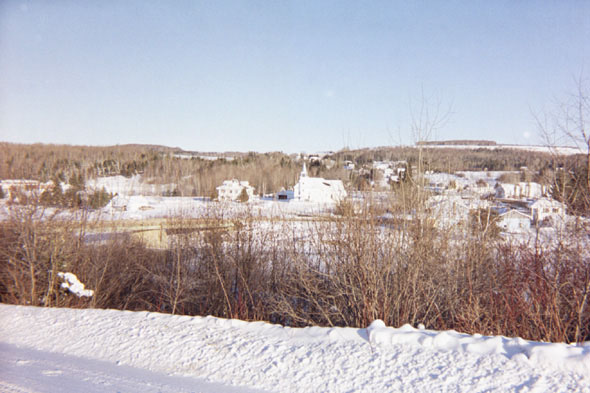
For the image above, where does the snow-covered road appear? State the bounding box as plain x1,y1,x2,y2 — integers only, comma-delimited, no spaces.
1,304,588,392
0,343,264,393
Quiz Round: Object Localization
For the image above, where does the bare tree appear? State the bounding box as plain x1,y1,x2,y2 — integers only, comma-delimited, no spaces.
536,73,590,214
402,90,453,217
567,76,590,197
409,89,453,180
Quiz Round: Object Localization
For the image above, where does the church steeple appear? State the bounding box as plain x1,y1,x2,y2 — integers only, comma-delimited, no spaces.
301,162,308,178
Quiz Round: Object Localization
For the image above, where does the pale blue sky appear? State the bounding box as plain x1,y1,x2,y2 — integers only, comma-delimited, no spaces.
1,1,589,153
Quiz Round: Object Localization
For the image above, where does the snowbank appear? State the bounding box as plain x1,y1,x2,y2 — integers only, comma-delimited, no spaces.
367,320,590,374
1,305,588,392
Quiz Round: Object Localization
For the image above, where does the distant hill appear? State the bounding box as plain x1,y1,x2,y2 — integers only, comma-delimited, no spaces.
416,140,497,146
113,144,183,153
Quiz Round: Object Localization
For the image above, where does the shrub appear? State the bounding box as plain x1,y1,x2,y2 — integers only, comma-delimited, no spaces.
0,198,588,343
334,198,354,216
237,187,249,203
87,188,113,209
0,203,85,307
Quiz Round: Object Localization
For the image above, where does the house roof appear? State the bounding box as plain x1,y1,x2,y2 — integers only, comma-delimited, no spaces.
216,179,254,190
499,209,531,220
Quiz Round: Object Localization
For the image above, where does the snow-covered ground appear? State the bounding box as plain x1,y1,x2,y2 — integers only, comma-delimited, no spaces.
0,195,338,222
1,305,589,392
95,195,338,221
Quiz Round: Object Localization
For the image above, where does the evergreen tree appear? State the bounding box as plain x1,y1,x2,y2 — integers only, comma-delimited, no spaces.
237,187,249,203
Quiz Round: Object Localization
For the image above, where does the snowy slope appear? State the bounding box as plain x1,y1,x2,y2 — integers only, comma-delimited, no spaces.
1,305,589,392
421,144,585,155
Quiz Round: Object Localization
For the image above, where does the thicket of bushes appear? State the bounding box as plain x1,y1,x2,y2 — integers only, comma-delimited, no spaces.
1,200,588,344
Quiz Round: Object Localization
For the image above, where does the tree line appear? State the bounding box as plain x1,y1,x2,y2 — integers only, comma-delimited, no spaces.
1,142,588,215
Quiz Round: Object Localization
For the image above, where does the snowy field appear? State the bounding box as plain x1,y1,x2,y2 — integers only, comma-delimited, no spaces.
0,194,337,222
82,174,339,220
93,196,337,221
1,305,589,392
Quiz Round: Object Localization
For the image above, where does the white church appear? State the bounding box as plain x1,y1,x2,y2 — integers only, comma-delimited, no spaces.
290,163,347,203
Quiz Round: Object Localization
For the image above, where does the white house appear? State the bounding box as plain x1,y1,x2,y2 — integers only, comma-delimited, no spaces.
293,163,347,203
495,182,548,199
427,193,490,229
216,180,255,202
372,161,391,171
498,209,531,232
521,182,547,199
529,198,566,224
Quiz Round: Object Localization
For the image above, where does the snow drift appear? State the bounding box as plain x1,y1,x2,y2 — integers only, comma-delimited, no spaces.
1,305,589,392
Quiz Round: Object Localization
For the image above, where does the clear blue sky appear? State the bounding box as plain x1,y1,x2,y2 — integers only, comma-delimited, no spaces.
1,1,589,153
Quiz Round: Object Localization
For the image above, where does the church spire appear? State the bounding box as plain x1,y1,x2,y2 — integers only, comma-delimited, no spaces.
301,162,308,178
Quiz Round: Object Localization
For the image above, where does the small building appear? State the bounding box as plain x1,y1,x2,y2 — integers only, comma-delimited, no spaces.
529,198,566,224
498,209,531,232
427,193,490,229
520,182,547,199
293,163,346,203
372,161,391,171
276,188,294,200
216,180,255,202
